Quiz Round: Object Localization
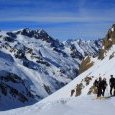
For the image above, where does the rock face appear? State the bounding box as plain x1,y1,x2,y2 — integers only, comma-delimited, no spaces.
0,28,102,110
98,24,115,60
79,56,94,74
103,24,115,50
106,24,115,43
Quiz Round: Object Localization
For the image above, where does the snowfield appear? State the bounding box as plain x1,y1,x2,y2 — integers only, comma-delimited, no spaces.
1,96,115,115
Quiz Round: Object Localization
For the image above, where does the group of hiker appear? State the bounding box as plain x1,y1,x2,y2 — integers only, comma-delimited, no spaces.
70,75,115,98
94,75,115,98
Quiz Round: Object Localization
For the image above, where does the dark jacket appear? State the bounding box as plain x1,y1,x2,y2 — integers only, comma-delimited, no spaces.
109,78,115,86
94,80,98,87
98,80,103,88
101,80,107,88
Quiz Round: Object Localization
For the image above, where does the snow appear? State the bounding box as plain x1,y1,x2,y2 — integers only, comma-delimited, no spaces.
111,27,114,32
63,39,102,58
109,38,112,41
1,96,115,115
25,96,115,115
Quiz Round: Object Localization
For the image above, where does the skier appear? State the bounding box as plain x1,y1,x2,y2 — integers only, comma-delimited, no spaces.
102,78,107,96
109,75,115,96
97,77,103,98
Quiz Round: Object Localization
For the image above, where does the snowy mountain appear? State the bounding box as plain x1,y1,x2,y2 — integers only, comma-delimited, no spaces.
0,28,101,110
0,24,113,115
35,25,115,102
63,39,102,59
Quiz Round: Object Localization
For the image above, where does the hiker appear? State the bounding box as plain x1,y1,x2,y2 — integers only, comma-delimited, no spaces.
71,89,75,96
102,78,107,96
97,77,103,98
109,75,115,96
93,79,98,94
94,79,98,87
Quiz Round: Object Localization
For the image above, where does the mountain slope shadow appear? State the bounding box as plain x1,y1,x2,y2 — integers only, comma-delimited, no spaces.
0,70,41,111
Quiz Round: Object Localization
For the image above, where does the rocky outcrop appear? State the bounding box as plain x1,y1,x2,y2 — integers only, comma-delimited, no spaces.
79,56,94,74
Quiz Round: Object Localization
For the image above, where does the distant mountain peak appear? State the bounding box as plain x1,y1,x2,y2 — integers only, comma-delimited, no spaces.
37,28,47,34
14,28,47,36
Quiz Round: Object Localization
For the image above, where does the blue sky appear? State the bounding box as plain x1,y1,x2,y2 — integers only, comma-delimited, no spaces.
0,0,115,40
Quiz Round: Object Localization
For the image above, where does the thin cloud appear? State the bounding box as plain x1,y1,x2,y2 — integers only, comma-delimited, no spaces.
0,16,114,23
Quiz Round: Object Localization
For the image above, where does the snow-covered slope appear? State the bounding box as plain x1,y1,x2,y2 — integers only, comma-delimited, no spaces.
0,28,101,110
